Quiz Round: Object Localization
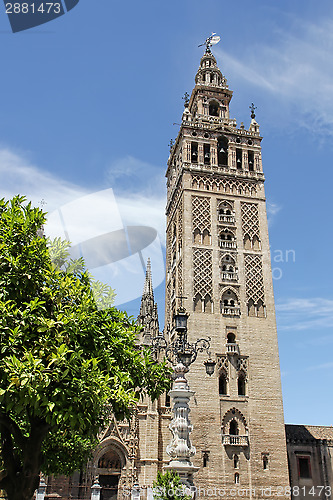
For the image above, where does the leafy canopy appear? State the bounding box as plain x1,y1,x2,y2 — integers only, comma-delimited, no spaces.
0,196,171,498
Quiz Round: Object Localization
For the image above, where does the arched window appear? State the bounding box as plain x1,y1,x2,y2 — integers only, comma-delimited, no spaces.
193,228,201,244
257,299,265,318
219,372,227,396
227,332,236,344
191,142,198,163
229,420,239,435
194,293,202,313
221,289,240,316
263,455,269,470
204,294,213,314
248,299,255,317
202,229,210,245
234,473,240,485
217,137,228,166
234,455,239,469
238,374,246,396
209,100,219,116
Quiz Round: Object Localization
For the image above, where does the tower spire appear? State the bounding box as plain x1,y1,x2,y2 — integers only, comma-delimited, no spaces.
137,258,160,345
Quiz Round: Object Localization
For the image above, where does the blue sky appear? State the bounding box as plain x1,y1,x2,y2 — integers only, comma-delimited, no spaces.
0,0,332,426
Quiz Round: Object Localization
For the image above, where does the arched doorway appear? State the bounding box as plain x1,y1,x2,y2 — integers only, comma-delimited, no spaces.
98,449,122,500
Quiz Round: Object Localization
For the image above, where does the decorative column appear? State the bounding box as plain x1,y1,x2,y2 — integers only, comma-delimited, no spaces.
164,362,199,489
91,477,102,500
36,477,47,500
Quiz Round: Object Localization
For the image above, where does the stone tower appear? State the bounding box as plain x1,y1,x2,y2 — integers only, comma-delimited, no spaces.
164,45,290,497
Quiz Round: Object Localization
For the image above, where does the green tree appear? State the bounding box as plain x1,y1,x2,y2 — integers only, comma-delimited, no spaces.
153,471,192,500
0,196,171,500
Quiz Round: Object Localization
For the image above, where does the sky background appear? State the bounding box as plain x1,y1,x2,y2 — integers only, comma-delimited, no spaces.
0,0,332,426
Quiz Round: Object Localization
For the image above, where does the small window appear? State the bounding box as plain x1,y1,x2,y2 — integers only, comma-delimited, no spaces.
204,144,211,165
248,151,254,171
227,332,236,344
229,420,239,435
263,455,269,470
234,473,240,484
298,456,311,479
209,101,219,116
219,373,227,396
238,375,246,396
236,149,242,169
234,454,239,469
165,393,170,407
203,451,209,468
191,142,198,163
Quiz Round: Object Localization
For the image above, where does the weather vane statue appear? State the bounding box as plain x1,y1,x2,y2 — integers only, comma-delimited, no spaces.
198,32,221,52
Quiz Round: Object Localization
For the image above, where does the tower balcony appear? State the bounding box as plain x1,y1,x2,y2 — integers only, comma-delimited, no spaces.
218,215,235,224
220,241,237,250
221,306,241,317
221,272,238,282
226,343,240,355
222,435,249,447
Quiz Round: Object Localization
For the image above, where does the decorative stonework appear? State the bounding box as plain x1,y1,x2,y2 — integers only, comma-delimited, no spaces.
244,254,265,304
193,248,213,297
178,259,183,298
192,196,211,233
237,357,248,377
217,355,229,373
241,202,260,240
191,174,258,196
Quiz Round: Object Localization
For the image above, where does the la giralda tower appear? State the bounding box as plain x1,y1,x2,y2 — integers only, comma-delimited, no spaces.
164,41,290,497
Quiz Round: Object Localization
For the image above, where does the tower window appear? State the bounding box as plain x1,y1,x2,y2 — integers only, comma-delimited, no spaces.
234,455,239,469
297,456,311,479
248,151,254,171
202,451,210,468
227,332,236,344
238,374,246,396
191,142,198,163
219,372,227,396
204,144,211,165
217,136,228,166
263,455,269,470
236,149,242,169
234,473,240,484
229,420,239,435
165,393,170,407
209,101,219,116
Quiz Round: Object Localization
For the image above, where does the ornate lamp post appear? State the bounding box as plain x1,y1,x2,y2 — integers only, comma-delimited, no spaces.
151,307,216,490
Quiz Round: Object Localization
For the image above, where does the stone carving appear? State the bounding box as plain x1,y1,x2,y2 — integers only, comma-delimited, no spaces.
241,202,260,240
193,248,213,298
191,174,258,196
192,196,211,233
244,254,265,304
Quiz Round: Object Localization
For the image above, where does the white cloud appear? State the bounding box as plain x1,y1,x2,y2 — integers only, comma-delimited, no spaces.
276,297,333,331
267,201,282,227
0,148,166,305
216,17,333,134
0,147,87,211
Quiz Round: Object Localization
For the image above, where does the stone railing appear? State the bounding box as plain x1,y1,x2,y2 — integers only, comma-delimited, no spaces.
221,307,241,317
220,241,237,249
221,272,238,281
218,215,235,224
222,435,249,446
226,343,240,355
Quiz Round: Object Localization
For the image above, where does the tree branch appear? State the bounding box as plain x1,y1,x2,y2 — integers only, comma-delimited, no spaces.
0,411,26,451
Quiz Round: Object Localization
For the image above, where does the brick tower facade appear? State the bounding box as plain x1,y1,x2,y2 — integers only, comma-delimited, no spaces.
164,45,291,497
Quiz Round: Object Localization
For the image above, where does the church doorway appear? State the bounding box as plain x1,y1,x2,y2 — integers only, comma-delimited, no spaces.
98,448,123,500
99,474,119,500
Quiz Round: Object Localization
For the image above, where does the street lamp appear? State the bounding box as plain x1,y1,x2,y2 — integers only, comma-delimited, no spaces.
150,308,216,490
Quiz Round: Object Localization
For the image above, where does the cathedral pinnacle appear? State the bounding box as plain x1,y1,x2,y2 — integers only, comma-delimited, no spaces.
143,258,153,297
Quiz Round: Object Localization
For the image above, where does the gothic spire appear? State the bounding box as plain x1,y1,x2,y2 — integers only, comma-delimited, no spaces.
137,259,160,345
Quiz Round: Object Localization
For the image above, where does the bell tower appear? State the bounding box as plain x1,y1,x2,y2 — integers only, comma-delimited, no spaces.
165,43,290,496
